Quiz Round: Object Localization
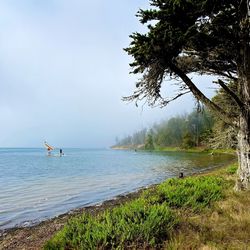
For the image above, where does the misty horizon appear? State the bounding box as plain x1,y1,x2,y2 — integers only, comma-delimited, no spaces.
0,1,217,148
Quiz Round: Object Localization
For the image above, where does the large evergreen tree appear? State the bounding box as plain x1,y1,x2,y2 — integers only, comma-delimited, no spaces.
125,0,250,190
209,82,239,149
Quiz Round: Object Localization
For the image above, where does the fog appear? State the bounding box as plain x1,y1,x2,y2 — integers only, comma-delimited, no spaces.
0,0,216,148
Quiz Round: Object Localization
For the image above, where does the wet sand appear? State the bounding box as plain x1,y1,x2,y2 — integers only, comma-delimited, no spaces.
0,188,149,250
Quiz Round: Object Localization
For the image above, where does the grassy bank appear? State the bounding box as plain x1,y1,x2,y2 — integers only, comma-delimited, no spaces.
44,162,250,249
152,146,236,154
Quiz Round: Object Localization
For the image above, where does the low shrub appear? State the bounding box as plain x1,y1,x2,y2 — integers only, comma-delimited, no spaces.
44,199,177,250
143,176,225,211
44,175,228,249
226,164,238,175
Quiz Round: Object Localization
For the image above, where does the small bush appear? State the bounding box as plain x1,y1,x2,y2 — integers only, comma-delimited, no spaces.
44,199,177,250
226,164,238,175
144,176,225,211
44,175,228,249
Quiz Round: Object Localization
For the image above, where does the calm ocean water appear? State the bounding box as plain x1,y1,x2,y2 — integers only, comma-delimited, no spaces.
0,148,235,230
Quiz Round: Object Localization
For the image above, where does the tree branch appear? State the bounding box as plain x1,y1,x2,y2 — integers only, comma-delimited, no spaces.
212,71,238,81
169,62,238,127
216,79,244,108
162,90,191,106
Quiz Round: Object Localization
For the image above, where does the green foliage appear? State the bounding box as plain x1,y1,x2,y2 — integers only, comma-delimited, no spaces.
159,176,225,211
44,199,177,249
144,176,226,212
209,81,238,149
115,109,215,149
154,115,187,147
124,0,239,109
226,164,238,175
181,132,195,148
114,129,147,147
144,132,155,150
44,173,229,249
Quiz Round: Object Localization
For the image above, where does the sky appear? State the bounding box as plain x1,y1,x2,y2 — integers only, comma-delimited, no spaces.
0,0,217,148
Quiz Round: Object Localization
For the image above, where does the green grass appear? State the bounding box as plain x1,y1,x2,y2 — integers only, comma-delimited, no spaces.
164,164,250,250
44,170,230,249
153,146,236,154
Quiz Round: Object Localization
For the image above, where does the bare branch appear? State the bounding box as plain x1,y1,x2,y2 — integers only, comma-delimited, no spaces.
161,91,190,106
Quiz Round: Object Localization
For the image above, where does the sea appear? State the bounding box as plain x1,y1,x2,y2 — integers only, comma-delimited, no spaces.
0,148,235,230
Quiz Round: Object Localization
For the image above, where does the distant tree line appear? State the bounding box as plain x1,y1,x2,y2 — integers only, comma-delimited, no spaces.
115,77,238,150
114,109,214,150
153,109,214,149
115,128,147,148
114,107,237,151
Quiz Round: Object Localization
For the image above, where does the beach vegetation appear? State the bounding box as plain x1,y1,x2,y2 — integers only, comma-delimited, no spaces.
44,199,177,249
165,166,250,249
44,169,229,249
226,163,238,175
146,176,226,211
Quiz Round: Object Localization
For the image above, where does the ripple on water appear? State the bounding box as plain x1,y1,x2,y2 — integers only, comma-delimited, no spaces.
0,148,235,229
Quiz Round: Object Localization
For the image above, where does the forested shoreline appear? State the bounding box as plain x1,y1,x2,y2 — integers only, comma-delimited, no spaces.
113,109,236,151
114,80,238,151
113,109,212,150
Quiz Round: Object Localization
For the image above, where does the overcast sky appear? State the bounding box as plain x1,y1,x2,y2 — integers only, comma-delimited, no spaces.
0,0,216,148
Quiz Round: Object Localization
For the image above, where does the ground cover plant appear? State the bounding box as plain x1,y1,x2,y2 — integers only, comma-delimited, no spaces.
142,176,226,213
156,176,225,211
165,165,250,249
44,199,177,249
44,170,229,249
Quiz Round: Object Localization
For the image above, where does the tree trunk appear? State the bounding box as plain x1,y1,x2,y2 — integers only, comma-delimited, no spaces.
235,111,250,190
235,1,250,191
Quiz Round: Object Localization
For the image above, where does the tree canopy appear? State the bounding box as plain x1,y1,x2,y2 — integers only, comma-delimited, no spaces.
125,0,250,190
124,0,247,124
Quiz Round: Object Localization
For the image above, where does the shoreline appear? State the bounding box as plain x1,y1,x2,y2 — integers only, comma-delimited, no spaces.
0,187,151,250
111,145,236,155
0,160,236,250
